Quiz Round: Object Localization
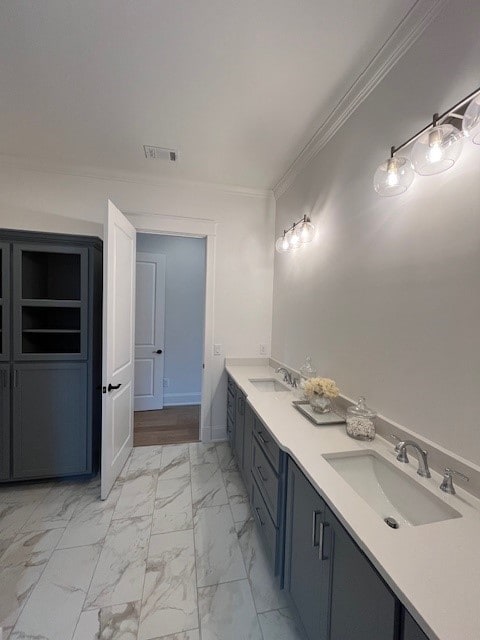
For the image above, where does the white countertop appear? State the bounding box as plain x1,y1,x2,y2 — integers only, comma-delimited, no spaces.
226,363,480,640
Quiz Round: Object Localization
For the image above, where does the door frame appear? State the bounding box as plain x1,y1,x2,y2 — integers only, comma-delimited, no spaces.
127,212,216,443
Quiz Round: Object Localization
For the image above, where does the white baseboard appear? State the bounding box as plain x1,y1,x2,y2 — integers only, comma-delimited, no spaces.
163,392,201,406
211,425,227,442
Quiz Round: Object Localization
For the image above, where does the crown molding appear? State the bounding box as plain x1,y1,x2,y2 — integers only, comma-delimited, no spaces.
273,0,449,200
0,153,273,201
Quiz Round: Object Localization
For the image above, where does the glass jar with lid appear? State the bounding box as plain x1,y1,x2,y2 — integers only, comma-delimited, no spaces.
346,397,377,441
299,356,317,397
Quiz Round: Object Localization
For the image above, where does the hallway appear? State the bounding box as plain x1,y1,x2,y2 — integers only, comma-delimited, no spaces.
0,442,304,640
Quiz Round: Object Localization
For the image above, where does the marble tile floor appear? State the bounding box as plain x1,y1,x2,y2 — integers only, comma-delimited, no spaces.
0,442,306,640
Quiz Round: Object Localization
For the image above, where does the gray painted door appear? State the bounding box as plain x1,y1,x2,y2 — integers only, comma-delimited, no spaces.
327,505,397,640
0,364,10,480
0,242,10,362
284,458,330,640
234,388,246,469
243,401,254,497
12,362,89,479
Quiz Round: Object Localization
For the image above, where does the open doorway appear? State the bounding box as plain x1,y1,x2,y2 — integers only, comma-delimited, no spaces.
133,233,206,446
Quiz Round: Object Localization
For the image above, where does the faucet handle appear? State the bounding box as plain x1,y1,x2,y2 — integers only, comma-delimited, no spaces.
440,468,470,495
390,433,402,453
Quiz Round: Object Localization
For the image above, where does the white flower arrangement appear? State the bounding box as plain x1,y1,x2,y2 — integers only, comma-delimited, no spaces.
304,377,339,399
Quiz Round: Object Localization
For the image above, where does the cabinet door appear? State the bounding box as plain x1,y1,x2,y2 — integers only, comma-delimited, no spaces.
327,506,397,640
0,242,10,361
402,611,429,640
12,363,90,479
234,388,246,469
284,458,330,640
0,364,10,480
243,401,254,496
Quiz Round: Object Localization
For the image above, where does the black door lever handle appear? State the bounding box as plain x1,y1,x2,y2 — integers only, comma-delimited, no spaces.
107,383,122,392
153,349,163,354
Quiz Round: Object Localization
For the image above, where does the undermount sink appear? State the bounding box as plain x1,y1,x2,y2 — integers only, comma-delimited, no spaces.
324,450,461,527
249,378,290,392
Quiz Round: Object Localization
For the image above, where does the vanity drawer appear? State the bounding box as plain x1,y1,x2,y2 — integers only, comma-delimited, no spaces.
227,375,236,395
227,388,235,421
251,474,278,572
252,438,279,524
253,416,281,471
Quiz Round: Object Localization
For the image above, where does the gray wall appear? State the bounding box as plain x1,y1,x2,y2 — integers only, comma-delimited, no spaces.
272,1,480,465
137,233,206,406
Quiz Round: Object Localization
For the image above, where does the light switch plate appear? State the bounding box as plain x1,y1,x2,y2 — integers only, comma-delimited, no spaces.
214,344,222,356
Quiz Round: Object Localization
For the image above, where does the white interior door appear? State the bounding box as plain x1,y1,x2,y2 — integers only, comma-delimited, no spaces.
101,200,136,500
134,252,166,411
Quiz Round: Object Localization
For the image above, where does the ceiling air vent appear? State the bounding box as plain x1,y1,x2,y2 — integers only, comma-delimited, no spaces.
143,145,178,162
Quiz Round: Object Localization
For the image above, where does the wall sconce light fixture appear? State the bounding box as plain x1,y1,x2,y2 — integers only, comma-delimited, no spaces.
374,86,480,196
275,215,315,253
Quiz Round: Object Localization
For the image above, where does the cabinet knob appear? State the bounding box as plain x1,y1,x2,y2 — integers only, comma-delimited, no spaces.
153,349,163,354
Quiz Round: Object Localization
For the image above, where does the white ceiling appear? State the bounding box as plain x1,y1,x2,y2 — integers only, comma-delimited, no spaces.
0,0,418,190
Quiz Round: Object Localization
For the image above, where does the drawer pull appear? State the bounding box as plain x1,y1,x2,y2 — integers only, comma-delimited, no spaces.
319,522,330,561
255,507,265,526
312,510,322,547
258,431,269,445
257,465,268,482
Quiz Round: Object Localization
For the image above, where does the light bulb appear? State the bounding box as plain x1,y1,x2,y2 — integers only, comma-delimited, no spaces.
373,155,414,196
298,217,315,243
463,95,480,144
275,233,290,253
288,225,300,248
411,124,463,176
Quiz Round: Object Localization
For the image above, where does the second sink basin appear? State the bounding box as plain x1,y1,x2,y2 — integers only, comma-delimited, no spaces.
324,450,461,527
249,378,290,392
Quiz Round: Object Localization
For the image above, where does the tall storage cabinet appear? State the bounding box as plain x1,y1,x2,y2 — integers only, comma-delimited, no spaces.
0,230,102,482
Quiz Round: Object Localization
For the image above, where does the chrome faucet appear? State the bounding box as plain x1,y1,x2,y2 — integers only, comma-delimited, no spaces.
440,468,469,495
396,440,431,478
276,367,293,386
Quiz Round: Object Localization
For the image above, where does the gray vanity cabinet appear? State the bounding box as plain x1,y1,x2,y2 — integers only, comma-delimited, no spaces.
402,611,429,640
284,457,330,640
227,376,235,448
12,363,89,479
0,364,10,480
327,505,397,640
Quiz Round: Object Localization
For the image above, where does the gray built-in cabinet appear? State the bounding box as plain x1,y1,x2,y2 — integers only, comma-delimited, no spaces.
227,374,433,640
0,230,102,482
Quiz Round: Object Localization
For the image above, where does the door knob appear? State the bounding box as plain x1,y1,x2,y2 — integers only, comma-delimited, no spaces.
107,383,122,392
153,349,163,354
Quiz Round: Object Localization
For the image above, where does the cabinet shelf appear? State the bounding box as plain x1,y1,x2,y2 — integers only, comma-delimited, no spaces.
22,329,81,334
20,299,82,308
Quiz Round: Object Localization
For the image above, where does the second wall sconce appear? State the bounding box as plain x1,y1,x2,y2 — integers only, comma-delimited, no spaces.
275,215,315,253
374,86,480,196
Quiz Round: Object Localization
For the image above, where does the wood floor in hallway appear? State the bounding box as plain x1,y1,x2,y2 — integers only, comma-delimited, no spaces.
134,405,200,446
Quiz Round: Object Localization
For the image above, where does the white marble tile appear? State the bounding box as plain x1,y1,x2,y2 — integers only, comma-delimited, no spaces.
258,608,306,640
113,471,157,520
191,462,228,512
1,626,12,639
85,516,151,610
100,600,140,640
0,564,46,630
10,544,101,640
72,609,100,640
158,445,190,480
20,484,80,532
0,528,64,567
152,476,193,534
223,469,250,523
137,530,197,640
0,502,41,540
215,442,238,471
236,519,288,612
0,483,52,505
128,446,163,472
189,442,218,467
194,505,246,587
198,580,262,640
149,631,200,640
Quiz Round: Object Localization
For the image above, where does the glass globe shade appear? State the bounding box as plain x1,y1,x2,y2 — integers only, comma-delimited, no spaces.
463,95,480,144
373,156,414,196
287,225,301,250
275,234,290,253
411,124,463,176
298,218,315,243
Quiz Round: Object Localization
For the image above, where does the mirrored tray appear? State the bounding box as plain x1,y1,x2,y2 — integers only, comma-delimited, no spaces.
292,400,346,426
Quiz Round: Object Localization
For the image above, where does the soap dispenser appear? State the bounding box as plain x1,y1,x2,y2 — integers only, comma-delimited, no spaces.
299,356,317,397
